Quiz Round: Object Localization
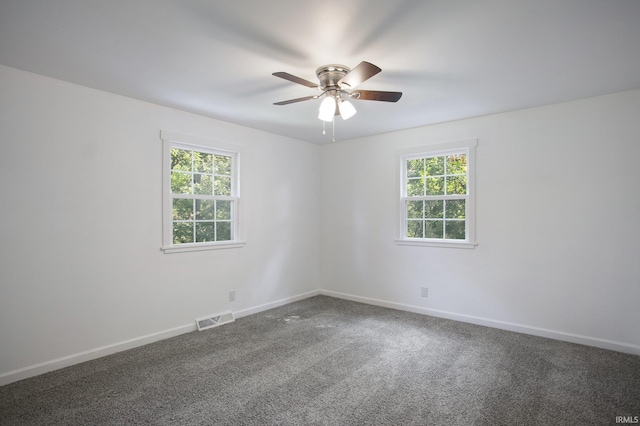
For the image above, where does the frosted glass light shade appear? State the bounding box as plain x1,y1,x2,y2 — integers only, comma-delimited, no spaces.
339,99,356,120
318,96,336,122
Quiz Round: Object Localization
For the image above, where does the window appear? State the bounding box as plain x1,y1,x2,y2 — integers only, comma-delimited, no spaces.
161,131,243,253
397,139,477,248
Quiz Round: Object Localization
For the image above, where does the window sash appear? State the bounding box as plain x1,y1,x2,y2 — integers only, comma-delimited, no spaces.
401,197,468,241
171,196,237,244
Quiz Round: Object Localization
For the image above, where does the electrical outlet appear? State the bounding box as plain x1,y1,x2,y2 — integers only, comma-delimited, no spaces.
421,287,428,298
229,290,236,302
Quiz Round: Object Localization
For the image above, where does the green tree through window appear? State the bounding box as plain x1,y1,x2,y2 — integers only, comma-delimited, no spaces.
404,153,467,240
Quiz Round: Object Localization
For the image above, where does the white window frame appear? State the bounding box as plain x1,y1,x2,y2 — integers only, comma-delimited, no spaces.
161,131,245,253
396,138,477,249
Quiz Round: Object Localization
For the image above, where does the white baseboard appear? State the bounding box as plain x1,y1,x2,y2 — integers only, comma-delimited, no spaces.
0,323,196,387
320,289,640,356
233,289,321,319
0,289,321,387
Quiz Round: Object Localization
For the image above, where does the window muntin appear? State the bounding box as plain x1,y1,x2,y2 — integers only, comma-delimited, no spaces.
170,147,236,245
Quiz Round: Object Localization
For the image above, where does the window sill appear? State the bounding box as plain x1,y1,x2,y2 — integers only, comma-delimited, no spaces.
161,241,246,254
395,239,477,249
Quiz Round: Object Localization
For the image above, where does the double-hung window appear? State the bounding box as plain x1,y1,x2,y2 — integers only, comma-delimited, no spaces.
161,131,243,253
397,139,477,248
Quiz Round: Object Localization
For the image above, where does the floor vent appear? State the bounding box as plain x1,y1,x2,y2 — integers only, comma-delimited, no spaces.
195,311,235,331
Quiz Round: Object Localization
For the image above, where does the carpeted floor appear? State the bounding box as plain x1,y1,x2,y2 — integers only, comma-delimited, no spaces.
1,295,638,425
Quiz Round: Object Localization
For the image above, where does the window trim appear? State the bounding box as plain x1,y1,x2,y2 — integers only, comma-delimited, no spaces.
395,139,477,249
160,131,245,253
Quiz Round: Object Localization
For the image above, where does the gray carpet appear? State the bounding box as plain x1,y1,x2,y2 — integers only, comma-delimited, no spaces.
1,295,638,425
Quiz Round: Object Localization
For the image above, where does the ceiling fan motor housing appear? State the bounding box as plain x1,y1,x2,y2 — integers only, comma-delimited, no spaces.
316,64,351,92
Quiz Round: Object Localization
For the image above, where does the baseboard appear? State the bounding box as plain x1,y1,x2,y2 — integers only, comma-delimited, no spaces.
320,289,640,356
0,289,321,387
0,323,196,387
233,289,321,319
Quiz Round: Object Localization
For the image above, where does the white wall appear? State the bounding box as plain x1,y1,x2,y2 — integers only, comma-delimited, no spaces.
0,65,321,382
320,89,640,353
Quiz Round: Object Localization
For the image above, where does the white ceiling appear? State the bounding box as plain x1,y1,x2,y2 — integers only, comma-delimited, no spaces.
1,0,640,144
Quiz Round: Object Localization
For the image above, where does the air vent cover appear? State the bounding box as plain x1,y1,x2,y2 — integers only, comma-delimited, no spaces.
195,311,235,331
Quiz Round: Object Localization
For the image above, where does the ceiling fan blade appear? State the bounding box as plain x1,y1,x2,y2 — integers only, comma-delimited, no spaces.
351,90,402,102
273,95,318,105
272,72,319,89
337,61,381,89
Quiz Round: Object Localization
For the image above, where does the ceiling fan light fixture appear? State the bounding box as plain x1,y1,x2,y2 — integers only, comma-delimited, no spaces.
318,96,336,122
339,99,356,120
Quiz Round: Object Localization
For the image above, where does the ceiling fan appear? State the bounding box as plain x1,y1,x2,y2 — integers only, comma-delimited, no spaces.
272,61,402,124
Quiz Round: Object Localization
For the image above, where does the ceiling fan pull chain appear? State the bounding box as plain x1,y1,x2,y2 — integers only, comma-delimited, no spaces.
332,119,336,143
322,120,326,135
